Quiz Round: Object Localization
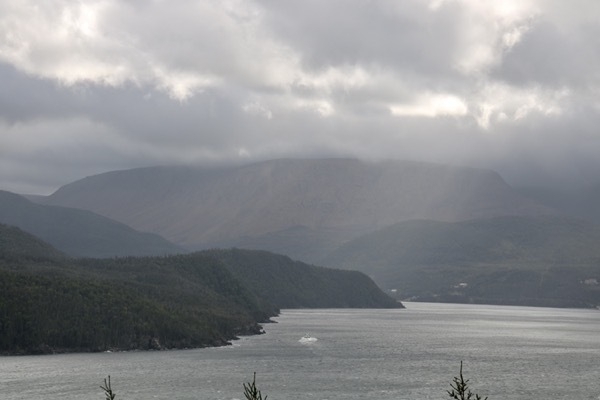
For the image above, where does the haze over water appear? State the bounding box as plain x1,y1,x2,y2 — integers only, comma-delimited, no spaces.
2,302,599,400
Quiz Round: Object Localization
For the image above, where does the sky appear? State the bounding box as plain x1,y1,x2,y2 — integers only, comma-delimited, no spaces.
1,0,599,194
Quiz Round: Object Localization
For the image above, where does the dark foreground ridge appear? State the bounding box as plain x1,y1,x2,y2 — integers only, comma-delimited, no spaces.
0,223,401,355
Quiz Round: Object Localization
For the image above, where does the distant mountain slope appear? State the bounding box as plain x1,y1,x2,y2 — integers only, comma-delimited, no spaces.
41,158,552,262
0,226,400,354
0,190,183,258
325,215,600,308
516,183,600,224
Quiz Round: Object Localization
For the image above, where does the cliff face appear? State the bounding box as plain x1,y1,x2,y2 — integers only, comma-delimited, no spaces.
42,158,551,262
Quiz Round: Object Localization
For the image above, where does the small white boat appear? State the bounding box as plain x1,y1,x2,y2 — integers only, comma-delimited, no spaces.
299,334,318,343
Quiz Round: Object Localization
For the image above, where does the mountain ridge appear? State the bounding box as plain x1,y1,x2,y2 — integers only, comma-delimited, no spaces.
41,158,553,262
0,190,183,258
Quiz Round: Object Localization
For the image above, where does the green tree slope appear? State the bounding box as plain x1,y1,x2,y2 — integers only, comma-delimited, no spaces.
0,224,398,355
209,248,401,309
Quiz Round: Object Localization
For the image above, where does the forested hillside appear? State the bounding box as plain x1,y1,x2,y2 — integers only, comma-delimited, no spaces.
0,224,399,355
208,248,400,308
0,223,66,262
0,224,269,354
326,215,600,308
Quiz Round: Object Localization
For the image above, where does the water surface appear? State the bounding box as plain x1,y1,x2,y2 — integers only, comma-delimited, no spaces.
1,302,599,399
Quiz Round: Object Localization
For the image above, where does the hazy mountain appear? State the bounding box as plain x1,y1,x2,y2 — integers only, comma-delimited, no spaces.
325,215,600,308
516,184,600,224
41,158,552,262
0,190,183,258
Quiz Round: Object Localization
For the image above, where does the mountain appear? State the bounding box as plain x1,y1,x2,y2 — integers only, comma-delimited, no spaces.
41,158,552,263
516,183,600,224
0,190,183,258
0,225,399,354
325,215,600,308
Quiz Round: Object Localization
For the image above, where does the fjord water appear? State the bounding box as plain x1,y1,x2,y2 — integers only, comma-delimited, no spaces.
2,303,599,400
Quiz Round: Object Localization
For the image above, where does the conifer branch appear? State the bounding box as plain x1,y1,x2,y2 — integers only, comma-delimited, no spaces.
447,361,488,400
243,372,267,400
100,376,116,400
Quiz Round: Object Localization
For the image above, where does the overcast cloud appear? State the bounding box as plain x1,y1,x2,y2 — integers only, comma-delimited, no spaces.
1,0,599,194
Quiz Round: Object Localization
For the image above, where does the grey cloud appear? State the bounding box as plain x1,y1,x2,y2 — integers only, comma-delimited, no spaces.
260,0,465,77
0,64,80,122
495,21,600,88
1,0,599,195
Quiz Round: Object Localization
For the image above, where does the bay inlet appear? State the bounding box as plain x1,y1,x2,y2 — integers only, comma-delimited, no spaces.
2,302,599,400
